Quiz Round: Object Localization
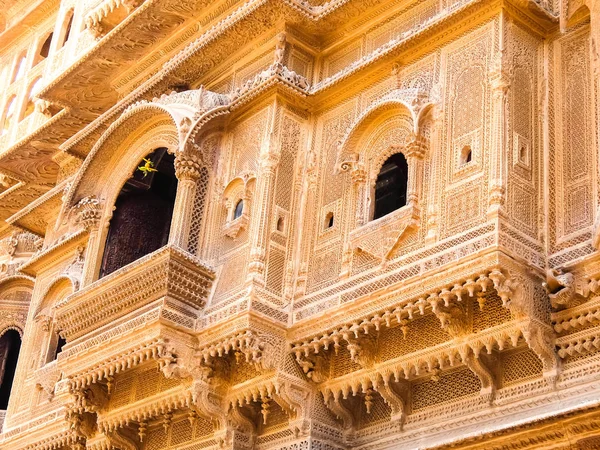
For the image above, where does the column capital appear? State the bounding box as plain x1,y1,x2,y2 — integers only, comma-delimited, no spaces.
73,196,104,231
404,133,428,159
175,151,204,181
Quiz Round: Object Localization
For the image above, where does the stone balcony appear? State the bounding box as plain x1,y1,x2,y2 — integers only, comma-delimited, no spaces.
55,245,215,342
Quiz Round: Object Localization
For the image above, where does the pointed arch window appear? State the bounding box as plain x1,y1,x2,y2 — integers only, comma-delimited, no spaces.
100,148,178,277
60,10,74,48
233,199,244,220
1,97,16,136
0,330,21,410
372,152,408,220
21,77,44,120
11,53,27,83
34,32,53,65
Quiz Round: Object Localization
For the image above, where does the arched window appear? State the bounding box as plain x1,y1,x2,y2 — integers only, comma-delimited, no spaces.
324,212,334,229
60,11,74,48
373,152,408,220
52,333,66,361
460,145,472,166
233,199,244,220
21,78,44,120
0,330,21,410
35,32,53,64
1,97,16,135
11,53,27,83
100,148,178,277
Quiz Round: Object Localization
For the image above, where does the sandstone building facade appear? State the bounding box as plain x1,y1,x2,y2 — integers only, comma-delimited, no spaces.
0,0,598,449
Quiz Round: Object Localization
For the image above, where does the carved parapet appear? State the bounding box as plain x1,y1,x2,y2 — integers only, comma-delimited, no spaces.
346,203,420,264
55,245,215,341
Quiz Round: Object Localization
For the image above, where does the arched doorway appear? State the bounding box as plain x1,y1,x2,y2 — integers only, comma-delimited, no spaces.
100,148,178,277
0,329,21,410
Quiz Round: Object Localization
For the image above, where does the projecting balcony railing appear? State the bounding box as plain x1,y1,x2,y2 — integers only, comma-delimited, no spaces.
54,245,215,342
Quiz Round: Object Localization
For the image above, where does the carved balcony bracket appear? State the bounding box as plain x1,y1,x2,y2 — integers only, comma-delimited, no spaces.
294,352,330,383
543,268,587,310
371,372,407,426
429,290,469,338
519,318,560,385
459,347,496,403
322,389,356,433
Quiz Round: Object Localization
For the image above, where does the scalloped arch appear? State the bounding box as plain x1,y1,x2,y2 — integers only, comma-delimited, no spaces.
335,99,415,173
34,276,76,320
0,275,35,294
59,103,180,225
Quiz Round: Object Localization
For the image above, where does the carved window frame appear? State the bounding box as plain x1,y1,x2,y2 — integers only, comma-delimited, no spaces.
222,175,255,239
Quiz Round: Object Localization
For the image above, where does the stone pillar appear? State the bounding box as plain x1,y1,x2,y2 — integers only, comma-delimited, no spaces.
169,152,204,250
487,50,511,219
75,196,104,287
404,134,427,208
246,151,280,286
351,164,368,226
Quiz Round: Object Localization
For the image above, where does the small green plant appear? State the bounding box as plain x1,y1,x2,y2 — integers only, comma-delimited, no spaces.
137,158,158,178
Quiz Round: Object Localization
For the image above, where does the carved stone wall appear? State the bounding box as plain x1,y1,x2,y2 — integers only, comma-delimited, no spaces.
0,1,598,450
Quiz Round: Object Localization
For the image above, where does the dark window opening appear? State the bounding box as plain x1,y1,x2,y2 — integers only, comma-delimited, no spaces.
325,212,334,229
373,153,408,220
234,199,244,219
39,33,53,59
61,13,74,47
0,330,21,409
460,145,472,166
276,217,284,232
53,334,66,360
100,148,178,277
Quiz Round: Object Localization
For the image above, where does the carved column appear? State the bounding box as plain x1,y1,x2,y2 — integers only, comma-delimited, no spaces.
591,2,600,249
169,152,204,250
351,164,368,227
487,50,511,219
76,196,104,287
246,150,280,286
404,133,427,208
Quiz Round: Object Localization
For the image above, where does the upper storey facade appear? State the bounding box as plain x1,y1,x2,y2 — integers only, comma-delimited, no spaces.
0,0,598,450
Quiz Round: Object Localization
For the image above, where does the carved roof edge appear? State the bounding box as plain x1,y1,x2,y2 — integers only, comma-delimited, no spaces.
19,229,88,276
6,179,69,236
66,338,171,391
197,309,285,340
